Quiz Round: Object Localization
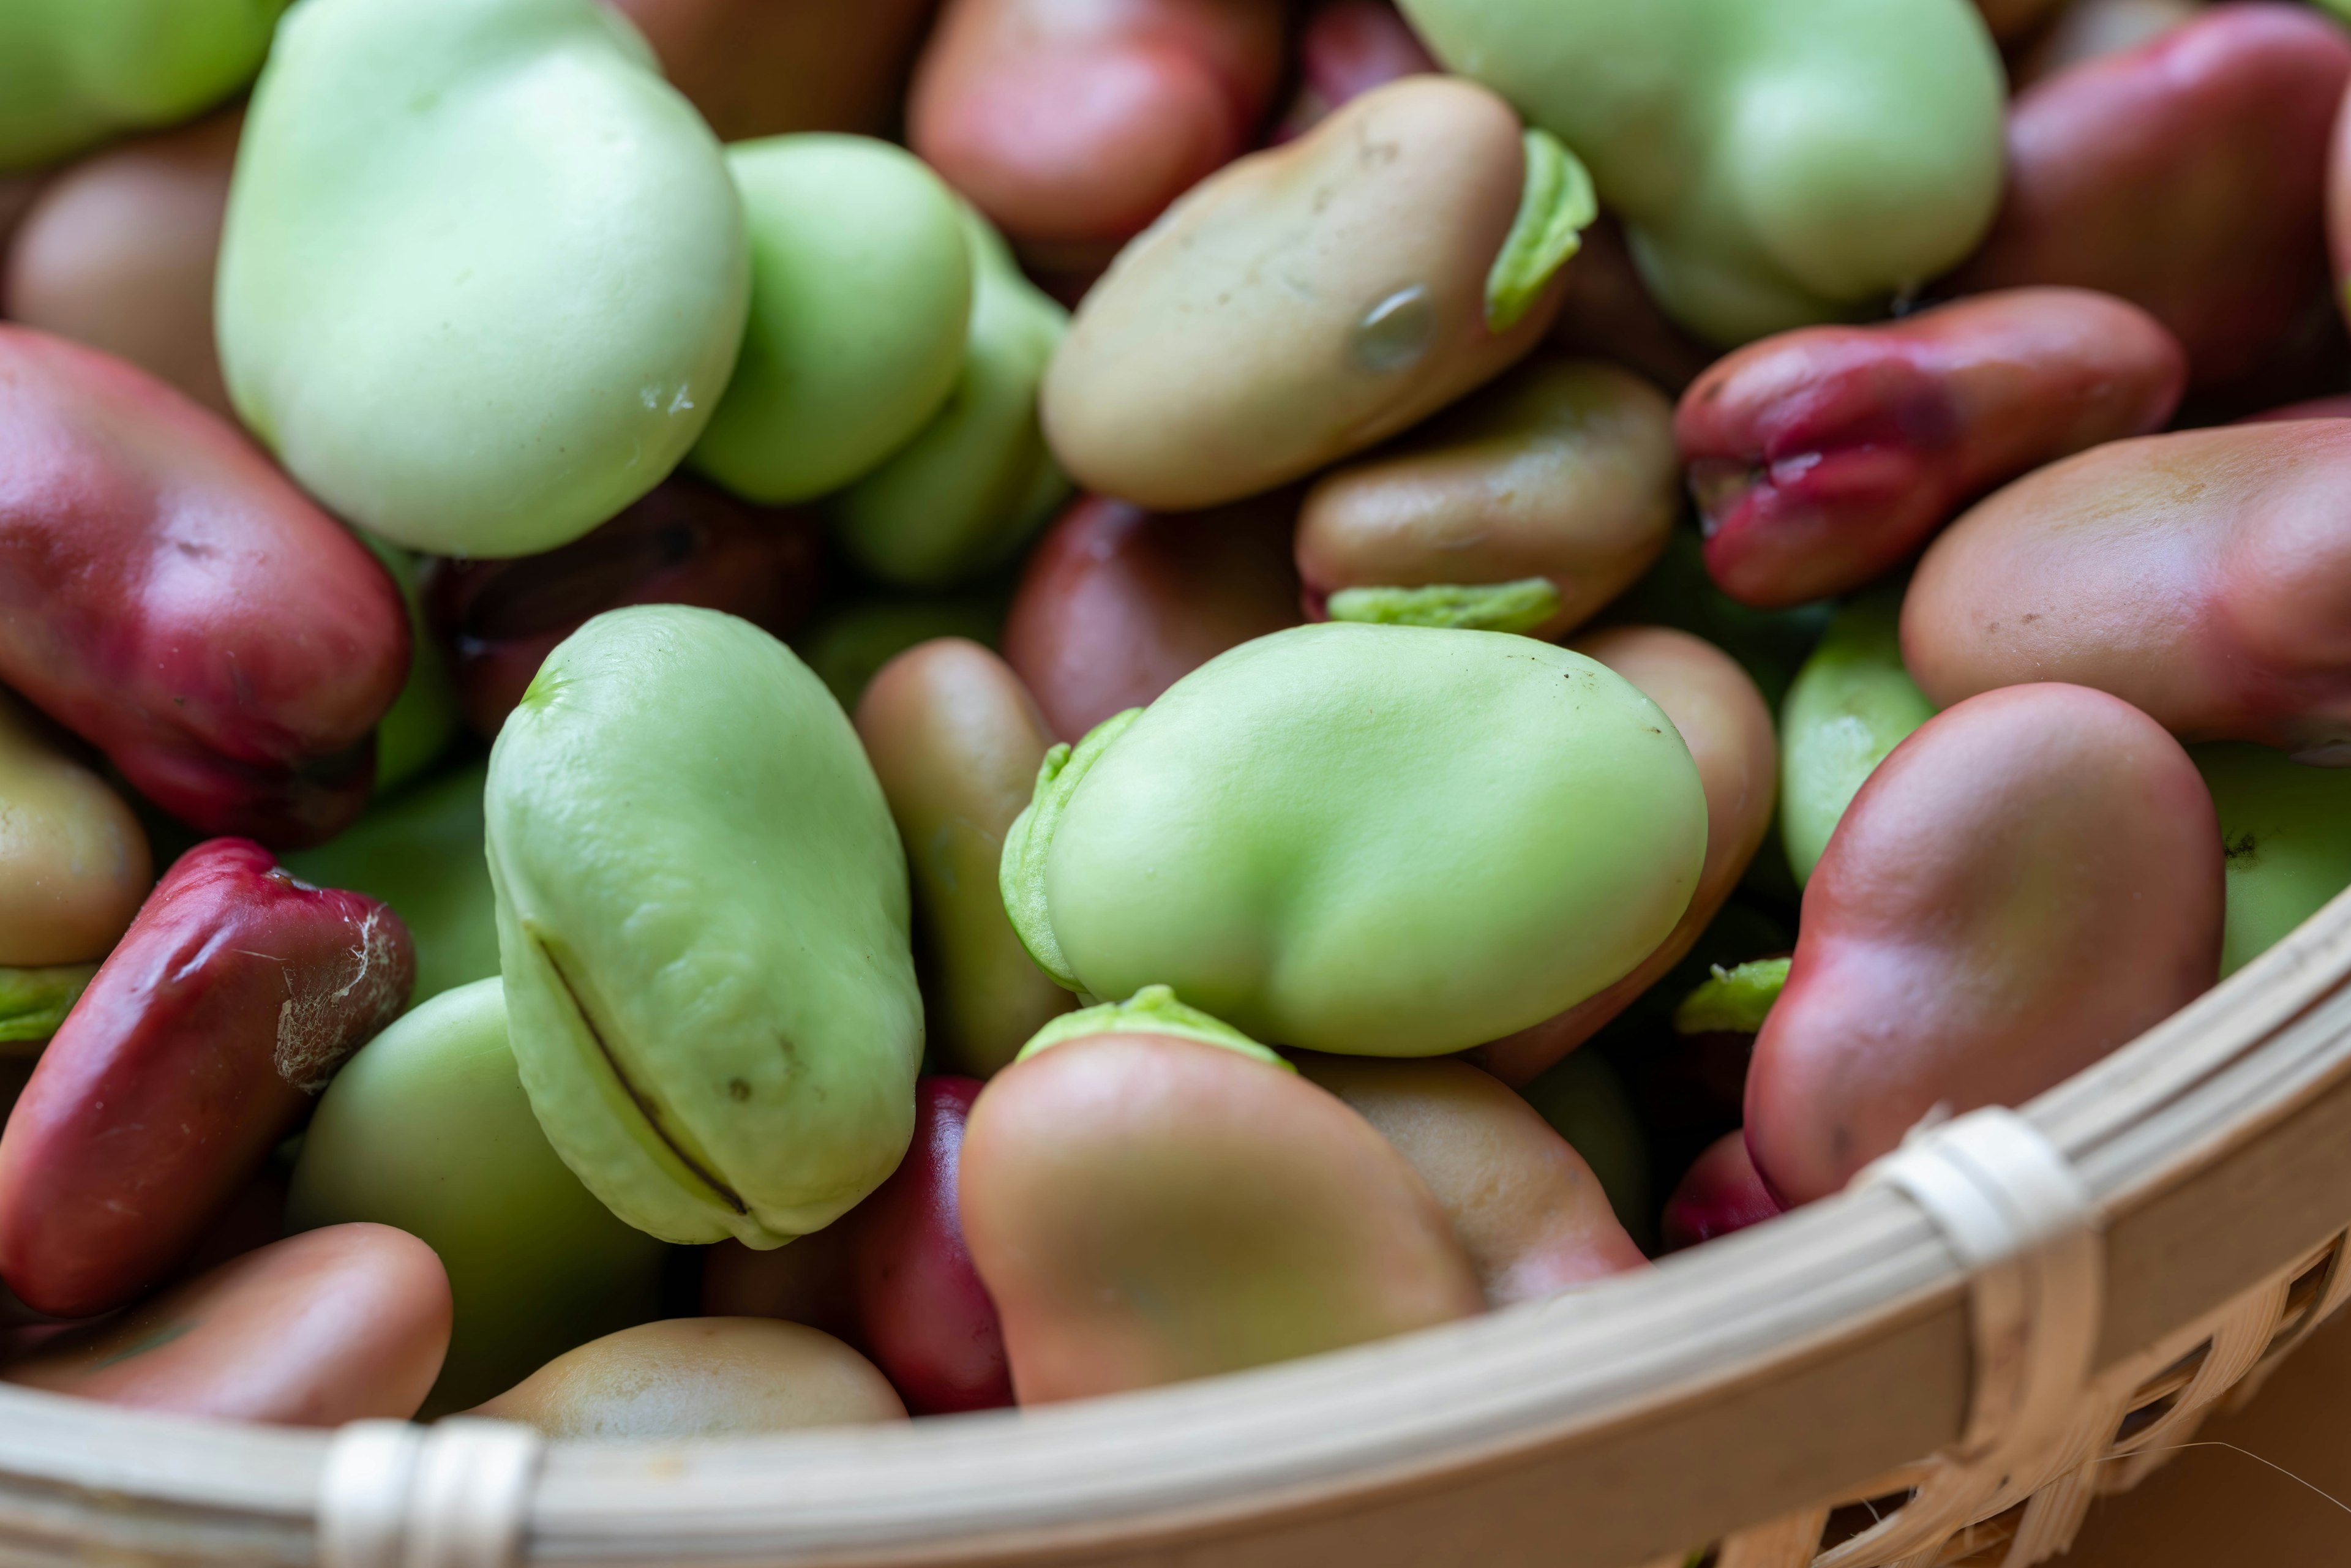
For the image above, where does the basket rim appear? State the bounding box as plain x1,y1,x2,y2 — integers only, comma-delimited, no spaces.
9,885,2351,1566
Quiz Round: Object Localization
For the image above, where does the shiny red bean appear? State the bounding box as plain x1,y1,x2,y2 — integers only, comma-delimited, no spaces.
1660,1132,1783,1253
0,840,413,1318
1680,288,2184,607
607,0,942,141
0,326,408,846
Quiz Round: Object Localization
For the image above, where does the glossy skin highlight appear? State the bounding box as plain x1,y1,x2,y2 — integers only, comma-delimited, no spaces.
1681,288,2186,608
1746,684,2222,1204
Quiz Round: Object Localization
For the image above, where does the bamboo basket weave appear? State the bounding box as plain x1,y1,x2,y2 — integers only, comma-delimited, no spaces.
8,883,2351,1568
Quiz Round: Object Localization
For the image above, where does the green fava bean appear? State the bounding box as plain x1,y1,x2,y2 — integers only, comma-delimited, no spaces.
282,763,498,1009
2194,743,2351,978
1397,0,2005,344
287,979,668,1415
691,135,973,506
1779,586,1935,885
828,209,1071,589
358,535,462,795
487,605,923,1247
1002,623,1708,1056
0,1,287,171
216,0,749,558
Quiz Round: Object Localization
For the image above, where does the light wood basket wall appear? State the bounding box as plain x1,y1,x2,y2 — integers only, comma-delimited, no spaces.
9,885,2351,1568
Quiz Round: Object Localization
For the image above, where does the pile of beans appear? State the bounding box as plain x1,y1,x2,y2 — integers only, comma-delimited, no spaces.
3,0,2351,1439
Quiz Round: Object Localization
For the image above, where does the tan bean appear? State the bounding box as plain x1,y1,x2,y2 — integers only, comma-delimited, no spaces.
1043,75,1578,511
1297,357,1675,640
0,688,148,966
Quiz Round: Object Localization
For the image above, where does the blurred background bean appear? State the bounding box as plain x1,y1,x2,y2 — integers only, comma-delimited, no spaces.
359,536,462,794
2192,743,2351,978
1543,217,1719,397
1660,1131,1783,1253
2012,0,2203,88
1001,492,1301,741
1272,0,1436,141
1977,0,2070,45
607,0,941,141
701,1226,859,1345
1778,587,1936,887
0,0,281,170
0,691,149,967
799,592,1007,713
1515,1048,1654,1253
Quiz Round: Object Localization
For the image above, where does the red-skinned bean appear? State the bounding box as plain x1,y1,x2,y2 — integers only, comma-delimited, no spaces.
849,1077,1010,1415
0,839,413,1318
908,0,1286,274
1661,1131,1782,1253
1680,288,2185,607
1903,421,2351,760
421,477,822,740
1000,492,1302,741
606,0,942,142
1745,685,2221,1204
1944,4,2351,389
0,326,408,846
1272,1,1435,142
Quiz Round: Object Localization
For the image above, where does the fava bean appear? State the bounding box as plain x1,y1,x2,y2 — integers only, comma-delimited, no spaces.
799,594,1006,714
1600,528,1836,715
1517,1048,1654,1250
1400,0,2004,344
1273,1,1437,141
700,1226,859,1344
1545,217,1719,397
0,839,414,1316
1002,623,1706,1056
1042,76,1585,511
359,537,462,795
960,1029,1481,1402
1298,359,1677,640
0,691,149,967
0,1,281,170
1,1225,449,1425
856,640,1071,1076
1976,0,2069,43
1779,588,1936,886
422,478,823,740
1747,684,2221,1204
1681,288,2187,608
829,209,1071,589
2014,0,2205,88
0,968,99,1054
471,1318,906,1438
1000,492,1301,741
217,0,749,558
2,110,238,418
908,0,1285,273
1478,626,1775,1084
1294,1054,1645,1303
1903,422,2351,760
607,0,940,141
1946,5,2351,389
691,137,972,506
2192,743,2351,978
0,326,409,846
1661,1131,1783,1252
487,606,921,1247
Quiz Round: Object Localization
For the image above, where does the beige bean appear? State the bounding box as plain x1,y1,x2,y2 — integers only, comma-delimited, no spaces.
0,688,149,966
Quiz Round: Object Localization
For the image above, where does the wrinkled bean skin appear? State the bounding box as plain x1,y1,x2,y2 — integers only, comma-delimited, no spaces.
287,980,669,1414
1903,422,2351,760
1545,217,1718,396
1,1225,449,1424
607,0,940,141
1479,627,1776,1086
1681,289,2186,609
849,1078,1011,1414
0,327,410,846
0,691,150,967
1946,6,2351,389
857,642,1071,1076
1779,587,1935,886
1297,359,1678,642
2014,0,2204,89
472,1318,906,1438
1043,77,1572,511
1273,1,1436,141
1001,493,1302,742
1662,1131,1782,1253
909,0,1285,272
2192,743,2351,978
960,1032,1482,1402
2,110,238,418
0,839,414,1318
1293,1054,1644,1304
1747,685,2222,1204
422,479,823,740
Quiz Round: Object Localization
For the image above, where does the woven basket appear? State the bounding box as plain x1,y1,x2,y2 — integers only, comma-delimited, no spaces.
7,885,2351,1568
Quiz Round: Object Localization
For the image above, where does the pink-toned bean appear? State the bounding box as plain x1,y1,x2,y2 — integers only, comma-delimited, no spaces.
1661,1132,1783,1253
1272,1,1436,141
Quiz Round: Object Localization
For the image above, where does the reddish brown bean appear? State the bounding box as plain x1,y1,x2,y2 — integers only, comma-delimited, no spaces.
700,1226,860,1346
1679,288,2184,608
1000,492,1301,741
1746,685,2221,1204
1545,216,1717,397
1272,0,1435,141
2,110,239,418
908,0,1285,273
606,0,941,141
1944,5,2351,389
1978,0,2068,44
0,326,408,846
1660,1131,1783,1253
421,477,822,740
0,839,414,1318
1,1225,449,1425
1903,421,2351,760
